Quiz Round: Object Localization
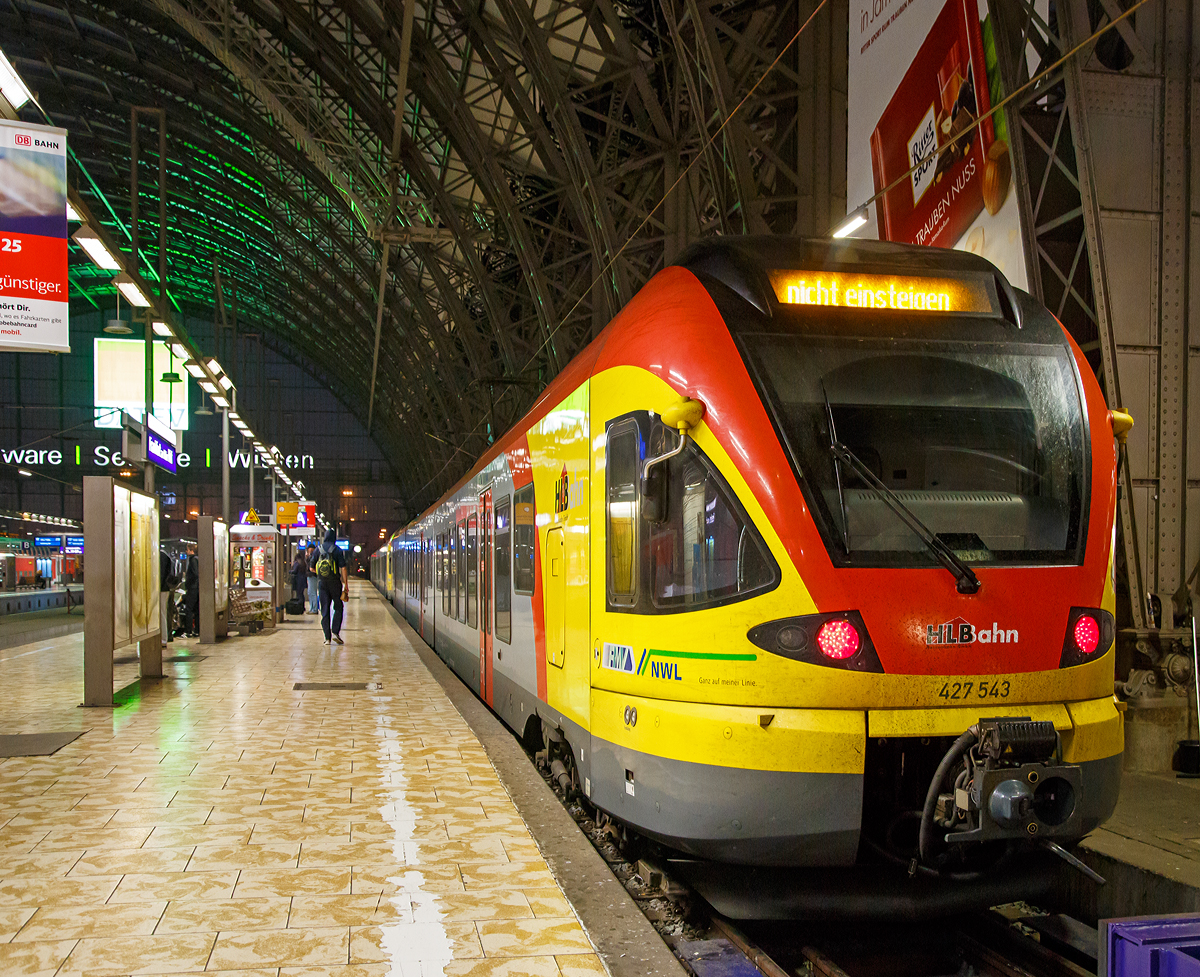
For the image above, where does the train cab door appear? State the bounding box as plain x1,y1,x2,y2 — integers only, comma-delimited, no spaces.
418,532,425,639
545,526,566,668
479,489,493,703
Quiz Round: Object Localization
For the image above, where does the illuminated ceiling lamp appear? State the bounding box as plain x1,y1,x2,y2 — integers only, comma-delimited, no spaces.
72,227,120,270
112,273,151,307
152,320,173,338
831,206,869,239
183,360,206,378
211,394,229,409
66,200,82,222
0,47,33,109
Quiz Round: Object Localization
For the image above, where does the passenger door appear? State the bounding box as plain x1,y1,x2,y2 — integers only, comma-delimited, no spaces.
418,532,425,639
545,526,566,668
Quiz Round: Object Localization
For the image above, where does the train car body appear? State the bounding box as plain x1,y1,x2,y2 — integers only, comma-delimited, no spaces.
373,237,1122,874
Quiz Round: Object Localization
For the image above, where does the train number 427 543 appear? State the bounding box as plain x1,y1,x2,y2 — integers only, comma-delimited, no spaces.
938,680,1012,700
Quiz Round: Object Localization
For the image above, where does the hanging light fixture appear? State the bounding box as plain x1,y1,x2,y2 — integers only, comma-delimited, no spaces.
112,273,150,307
0,48,33,110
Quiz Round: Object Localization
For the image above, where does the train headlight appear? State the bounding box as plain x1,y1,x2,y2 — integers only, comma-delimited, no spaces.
1059,607,1115,668
816,619,860,660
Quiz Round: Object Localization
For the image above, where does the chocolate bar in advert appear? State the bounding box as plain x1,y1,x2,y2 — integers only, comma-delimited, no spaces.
869,0,995,249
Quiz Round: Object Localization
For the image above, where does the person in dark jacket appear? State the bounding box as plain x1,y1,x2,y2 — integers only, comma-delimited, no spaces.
183,543,200,638
291,550,308,603
160,548,178,643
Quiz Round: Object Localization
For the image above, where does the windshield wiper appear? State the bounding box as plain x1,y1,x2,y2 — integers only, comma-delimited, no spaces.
822,385,851,554
826,438,982,595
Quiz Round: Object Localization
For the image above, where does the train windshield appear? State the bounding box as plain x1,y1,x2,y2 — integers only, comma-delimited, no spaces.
741,334,1089,567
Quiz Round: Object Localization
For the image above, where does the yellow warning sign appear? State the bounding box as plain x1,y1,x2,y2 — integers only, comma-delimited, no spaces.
245,508,260,525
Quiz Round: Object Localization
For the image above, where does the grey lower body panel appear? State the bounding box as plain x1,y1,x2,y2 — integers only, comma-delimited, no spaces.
589,735,863,867
1076,751,1122,835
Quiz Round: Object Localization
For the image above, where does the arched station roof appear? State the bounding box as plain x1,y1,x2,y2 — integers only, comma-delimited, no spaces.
1,0,844,505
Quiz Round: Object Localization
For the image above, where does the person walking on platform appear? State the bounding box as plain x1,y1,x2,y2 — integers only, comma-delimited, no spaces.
159,546,178,644
315,528,348,644
306,542,320,614
182,543,200,638
290,548,308,608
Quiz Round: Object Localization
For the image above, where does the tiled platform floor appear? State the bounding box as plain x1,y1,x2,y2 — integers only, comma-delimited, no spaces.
0,581,605,976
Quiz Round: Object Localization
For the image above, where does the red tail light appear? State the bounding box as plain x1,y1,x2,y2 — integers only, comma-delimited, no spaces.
1059,607,1114,668
816,619,860,660
1073,615,1100,656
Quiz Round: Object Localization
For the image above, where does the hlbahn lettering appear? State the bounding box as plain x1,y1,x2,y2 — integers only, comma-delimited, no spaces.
554,465,569,514
926,618,1019,645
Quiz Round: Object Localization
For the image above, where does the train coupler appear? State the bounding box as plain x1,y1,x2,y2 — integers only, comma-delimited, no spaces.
920,717,1092,877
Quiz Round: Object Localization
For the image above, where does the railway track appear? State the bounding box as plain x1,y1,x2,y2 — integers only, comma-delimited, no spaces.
530,736,1099,977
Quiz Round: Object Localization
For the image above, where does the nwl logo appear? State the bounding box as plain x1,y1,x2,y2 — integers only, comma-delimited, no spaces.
649,660,682,681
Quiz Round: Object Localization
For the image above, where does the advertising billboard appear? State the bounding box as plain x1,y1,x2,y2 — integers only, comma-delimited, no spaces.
0,118,69,353
93,337,190,430
847,0,1027,289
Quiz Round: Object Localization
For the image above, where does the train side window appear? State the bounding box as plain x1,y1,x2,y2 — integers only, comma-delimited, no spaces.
646,422,778,610
467,515,478,629
495,496,512,643
450,526,459,619
606,418,640,608
457,519,467,623
441,534,450,616
513,484,535,594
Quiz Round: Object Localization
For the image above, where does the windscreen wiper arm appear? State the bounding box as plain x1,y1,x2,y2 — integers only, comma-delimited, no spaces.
827,439,982,595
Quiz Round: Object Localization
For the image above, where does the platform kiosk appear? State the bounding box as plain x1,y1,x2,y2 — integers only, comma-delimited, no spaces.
82,475,162,707
197,516,229,644
230,523,277,628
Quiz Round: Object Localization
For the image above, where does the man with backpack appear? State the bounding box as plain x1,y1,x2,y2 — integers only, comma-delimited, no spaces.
315,528,349,644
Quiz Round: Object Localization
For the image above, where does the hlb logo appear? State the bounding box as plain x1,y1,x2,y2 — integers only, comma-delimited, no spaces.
554,465,569,514
14,134,31,147
926,617,1020,646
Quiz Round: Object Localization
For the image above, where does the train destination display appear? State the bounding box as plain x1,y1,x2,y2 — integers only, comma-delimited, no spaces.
769,270,999,313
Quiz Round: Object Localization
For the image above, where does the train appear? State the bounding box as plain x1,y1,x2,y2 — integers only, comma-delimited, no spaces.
371,237,1124,897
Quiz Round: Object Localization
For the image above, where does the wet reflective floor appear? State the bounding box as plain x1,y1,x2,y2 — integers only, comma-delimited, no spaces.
0,581,604,976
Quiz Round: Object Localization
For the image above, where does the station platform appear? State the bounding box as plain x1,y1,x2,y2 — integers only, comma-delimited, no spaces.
0,581,677,977
1056,768,1200,921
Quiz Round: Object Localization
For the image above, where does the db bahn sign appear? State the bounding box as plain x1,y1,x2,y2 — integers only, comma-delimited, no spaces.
0,119,69,353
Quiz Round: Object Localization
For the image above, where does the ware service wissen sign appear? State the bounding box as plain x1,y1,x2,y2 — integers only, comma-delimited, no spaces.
847,0,1028,289
0,118,69,353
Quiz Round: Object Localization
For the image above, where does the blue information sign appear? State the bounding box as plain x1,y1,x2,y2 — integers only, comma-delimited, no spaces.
65,535,84,554
34,536,62,549
145,427,178,474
